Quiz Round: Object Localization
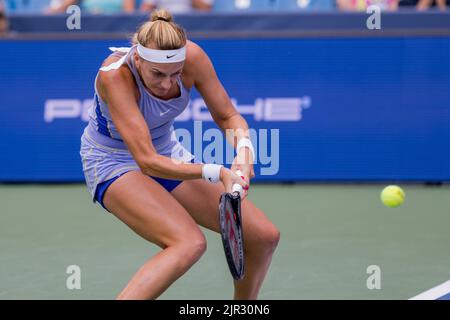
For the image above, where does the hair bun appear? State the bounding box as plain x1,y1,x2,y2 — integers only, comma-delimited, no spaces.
151,9,173,23
133,8,186,49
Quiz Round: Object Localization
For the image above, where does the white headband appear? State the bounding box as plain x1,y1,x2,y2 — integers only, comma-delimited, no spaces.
137,43,186,63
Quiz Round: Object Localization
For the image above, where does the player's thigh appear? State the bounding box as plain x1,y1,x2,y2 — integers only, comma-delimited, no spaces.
103,171,205,249
171,179,280,247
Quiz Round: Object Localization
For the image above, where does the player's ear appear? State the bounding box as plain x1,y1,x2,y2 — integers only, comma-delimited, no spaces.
134,52,140,69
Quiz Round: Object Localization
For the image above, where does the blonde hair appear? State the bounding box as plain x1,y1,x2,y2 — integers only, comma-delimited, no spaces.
132,9,187,50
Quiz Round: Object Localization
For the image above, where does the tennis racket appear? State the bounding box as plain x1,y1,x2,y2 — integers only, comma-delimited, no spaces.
219,170,245,280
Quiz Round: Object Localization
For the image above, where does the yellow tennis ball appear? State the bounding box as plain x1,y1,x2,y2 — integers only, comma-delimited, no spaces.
380,185,405,208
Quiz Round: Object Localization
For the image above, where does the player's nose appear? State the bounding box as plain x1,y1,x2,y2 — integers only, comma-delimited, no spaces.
160,77,172,90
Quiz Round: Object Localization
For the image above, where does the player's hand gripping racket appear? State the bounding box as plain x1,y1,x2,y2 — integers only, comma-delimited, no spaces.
219,170,245,280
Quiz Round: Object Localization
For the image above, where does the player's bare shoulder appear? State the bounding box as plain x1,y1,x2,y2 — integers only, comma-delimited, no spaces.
186,40,207,61
98,54,133,87
183,40,213,87
97,53,138,103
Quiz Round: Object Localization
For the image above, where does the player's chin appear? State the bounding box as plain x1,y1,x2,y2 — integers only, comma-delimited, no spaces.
155,88,169,95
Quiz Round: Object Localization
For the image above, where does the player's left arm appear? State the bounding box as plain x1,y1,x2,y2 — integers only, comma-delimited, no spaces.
186,41,255,186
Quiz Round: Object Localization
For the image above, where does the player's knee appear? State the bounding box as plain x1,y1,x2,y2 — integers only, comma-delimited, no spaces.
246,221,280,255
188,235,207,260
261,223,280,252
177,233,207,266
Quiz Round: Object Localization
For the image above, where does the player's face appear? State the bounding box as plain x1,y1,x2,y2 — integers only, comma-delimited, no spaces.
135,54,184,97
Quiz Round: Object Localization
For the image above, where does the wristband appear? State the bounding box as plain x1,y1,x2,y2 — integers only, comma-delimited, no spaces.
202,164,223,183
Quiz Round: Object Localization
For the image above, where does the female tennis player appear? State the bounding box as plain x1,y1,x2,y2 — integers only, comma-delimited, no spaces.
80,9,280,300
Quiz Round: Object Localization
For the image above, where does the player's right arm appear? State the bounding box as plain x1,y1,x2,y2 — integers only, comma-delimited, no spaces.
96,62,203,181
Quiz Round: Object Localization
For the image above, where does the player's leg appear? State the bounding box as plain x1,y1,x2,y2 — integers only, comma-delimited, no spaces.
102,171,207,300
171,179,280,299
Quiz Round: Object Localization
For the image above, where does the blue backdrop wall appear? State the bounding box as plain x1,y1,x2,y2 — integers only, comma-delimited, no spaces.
1,37,449,181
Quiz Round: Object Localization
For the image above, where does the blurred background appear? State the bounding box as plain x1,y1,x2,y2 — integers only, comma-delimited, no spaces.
0,0,449,300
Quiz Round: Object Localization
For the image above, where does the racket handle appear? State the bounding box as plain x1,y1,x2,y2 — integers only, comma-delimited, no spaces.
232,170,244,196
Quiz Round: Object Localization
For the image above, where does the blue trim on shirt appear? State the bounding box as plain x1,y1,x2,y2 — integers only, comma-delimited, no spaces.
95,94,112,138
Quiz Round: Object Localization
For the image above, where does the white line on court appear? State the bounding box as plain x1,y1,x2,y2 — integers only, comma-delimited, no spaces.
409,280,450,300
